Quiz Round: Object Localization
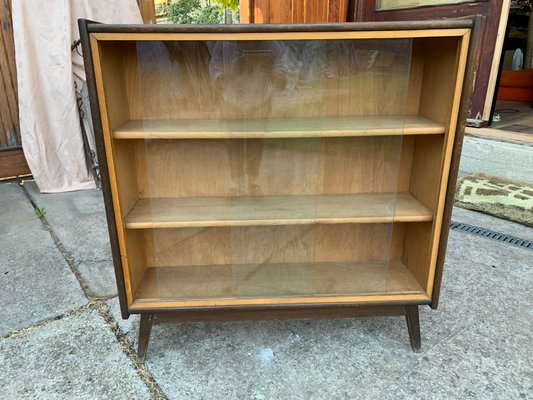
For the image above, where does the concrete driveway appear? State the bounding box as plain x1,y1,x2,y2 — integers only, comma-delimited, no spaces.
0,179,531,399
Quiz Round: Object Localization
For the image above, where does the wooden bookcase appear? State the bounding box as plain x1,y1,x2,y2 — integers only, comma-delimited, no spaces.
80,20,476,361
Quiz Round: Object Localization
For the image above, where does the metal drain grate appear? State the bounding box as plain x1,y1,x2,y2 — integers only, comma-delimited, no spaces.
450,221,533,250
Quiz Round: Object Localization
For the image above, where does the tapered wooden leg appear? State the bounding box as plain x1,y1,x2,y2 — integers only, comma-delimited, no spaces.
405,305,421,352
138,314,154,363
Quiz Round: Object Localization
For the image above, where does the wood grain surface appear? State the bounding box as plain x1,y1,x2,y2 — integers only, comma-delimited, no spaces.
134,261,424,302
114,115,444,139
124,192,433,228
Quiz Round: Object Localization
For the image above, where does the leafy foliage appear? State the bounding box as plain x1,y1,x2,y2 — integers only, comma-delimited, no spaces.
167,0,200,24
195,3,224,24
34,207,46,219
212,0,239,12
167,0,224,24
155,1,169,16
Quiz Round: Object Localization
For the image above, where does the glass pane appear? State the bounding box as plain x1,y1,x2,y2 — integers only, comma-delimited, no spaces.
377,0,476,10
111,35,419,304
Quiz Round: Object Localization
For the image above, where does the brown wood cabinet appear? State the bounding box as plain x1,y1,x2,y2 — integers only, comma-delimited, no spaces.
80,20,477,361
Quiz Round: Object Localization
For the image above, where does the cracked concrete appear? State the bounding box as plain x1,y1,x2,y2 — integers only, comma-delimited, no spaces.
0,181,164,399
0,182,86,335
459,136,533,183
1,308,151,399
1,177,532,399
25,181,117,299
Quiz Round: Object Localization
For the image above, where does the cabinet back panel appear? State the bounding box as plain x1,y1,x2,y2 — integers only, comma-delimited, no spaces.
122,43,143,122
112,140,140,217
409,135,444,212
398,136,415,193
405,40,425,116
98,42,132,130
97,42,139,215
126,41,218,120
101,39,412,120
143,224,399,267
403,222,433,290
123,229,149,302
134,137,404,198
417,37,460,125
319,137,404,194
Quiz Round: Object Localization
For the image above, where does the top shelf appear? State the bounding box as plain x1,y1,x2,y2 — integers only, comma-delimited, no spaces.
113,115,445,139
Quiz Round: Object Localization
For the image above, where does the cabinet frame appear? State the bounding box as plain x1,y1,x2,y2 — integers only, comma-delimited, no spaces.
79,19,478,359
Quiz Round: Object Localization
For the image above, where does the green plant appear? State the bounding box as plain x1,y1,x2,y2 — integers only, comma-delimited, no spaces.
212,0,239,12
167,0,201,24
195,3,224,24
156,1,169,16
167,0,224,24
34,207,46,219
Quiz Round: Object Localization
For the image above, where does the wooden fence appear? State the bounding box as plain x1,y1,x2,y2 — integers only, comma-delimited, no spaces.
0,0,20,150
0,0,29,178
240,0,349,23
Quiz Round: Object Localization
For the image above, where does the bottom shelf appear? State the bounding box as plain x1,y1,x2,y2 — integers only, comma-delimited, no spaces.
133,261,425,304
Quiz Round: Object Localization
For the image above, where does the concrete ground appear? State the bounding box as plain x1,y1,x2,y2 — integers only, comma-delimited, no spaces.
1,147,532,398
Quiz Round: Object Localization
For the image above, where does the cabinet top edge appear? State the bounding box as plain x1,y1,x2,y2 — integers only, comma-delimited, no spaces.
81,19,474,35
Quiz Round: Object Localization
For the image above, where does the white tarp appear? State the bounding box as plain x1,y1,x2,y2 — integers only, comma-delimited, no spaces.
12,0,142,193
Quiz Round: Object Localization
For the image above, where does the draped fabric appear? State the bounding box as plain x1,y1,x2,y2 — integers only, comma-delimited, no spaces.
12,0,142,192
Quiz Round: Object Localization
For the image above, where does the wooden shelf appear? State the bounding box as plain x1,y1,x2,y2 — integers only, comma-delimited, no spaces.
124,192,433,229
133,261,425,303
113,115,445,139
